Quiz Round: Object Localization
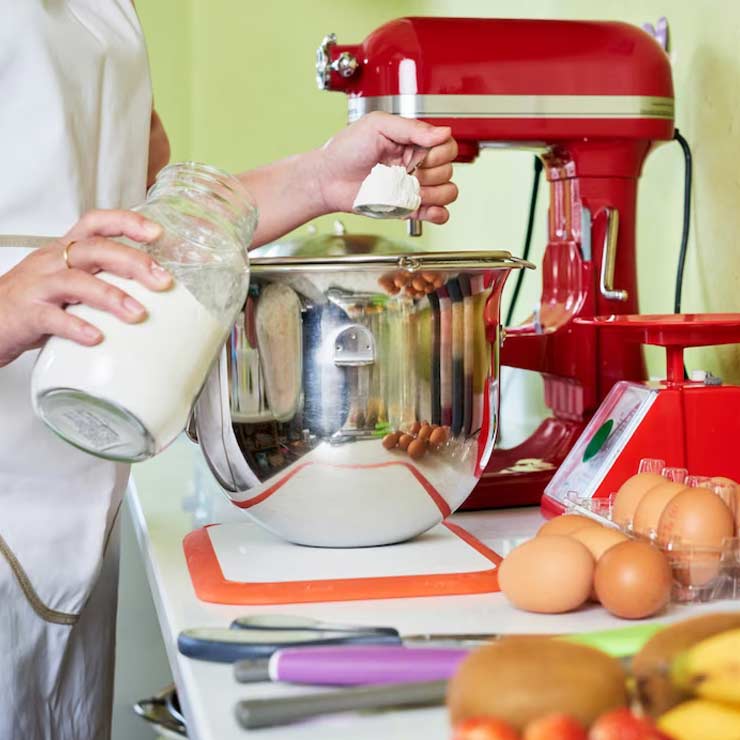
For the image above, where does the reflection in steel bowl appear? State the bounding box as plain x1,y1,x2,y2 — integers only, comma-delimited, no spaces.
193,250,532,547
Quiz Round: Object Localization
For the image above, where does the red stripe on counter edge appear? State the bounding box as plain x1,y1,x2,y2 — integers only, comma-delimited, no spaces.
233,460,452,518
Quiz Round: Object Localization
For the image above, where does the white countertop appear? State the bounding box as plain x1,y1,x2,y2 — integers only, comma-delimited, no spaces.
129,437,737,740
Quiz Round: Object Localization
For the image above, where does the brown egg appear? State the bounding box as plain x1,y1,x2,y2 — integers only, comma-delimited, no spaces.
537,514,601,538
429,426,450,449
398,434,414,451
571,526,629,561
377,275,396,292
632,482,687,537
657,487,735,587
498,535,594,614
594,541,672,619
571,526,630,601
612,473,666,527
381,432,400,450
418,424,433,443
658,487,735,548
393,273,409,288
407,438,427,460
670,551,723,589
409,421,422,435
711,476,739,533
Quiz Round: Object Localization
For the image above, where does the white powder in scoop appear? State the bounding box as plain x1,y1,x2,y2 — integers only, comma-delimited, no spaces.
352,164,421,214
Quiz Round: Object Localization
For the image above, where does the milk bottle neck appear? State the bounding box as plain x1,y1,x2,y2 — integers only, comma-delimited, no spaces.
146,162,258,257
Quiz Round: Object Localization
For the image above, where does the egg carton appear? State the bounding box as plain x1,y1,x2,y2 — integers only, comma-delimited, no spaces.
564,492,740,604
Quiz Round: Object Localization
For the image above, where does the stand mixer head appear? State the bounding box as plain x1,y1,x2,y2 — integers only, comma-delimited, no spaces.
318,17,675,508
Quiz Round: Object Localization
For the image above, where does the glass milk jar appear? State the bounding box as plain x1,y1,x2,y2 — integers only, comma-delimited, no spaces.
31,163,257,462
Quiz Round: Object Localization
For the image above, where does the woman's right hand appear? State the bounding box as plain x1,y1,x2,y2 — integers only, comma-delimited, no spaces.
0,209,173,368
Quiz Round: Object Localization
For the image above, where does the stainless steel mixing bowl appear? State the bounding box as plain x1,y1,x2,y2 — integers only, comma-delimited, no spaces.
192,235,531,546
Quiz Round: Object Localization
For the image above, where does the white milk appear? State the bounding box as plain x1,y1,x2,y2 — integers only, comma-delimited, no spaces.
31,272,226,457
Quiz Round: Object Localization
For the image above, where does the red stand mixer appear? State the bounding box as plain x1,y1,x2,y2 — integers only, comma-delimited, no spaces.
318,17,676,508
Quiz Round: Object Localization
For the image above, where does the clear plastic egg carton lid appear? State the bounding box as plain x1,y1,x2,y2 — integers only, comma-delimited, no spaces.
564,492,740,604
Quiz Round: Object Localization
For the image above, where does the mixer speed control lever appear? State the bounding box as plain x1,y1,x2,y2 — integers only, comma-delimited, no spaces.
599,207,629,302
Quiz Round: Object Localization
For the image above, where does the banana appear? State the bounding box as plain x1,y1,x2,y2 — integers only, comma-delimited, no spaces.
658,699,740,740
671,628,740,704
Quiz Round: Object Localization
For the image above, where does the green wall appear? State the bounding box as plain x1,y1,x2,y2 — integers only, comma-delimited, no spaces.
137,1,740,381
138,0,412,242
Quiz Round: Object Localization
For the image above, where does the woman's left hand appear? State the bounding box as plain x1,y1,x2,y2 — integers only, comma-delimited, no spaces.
316,111,459,224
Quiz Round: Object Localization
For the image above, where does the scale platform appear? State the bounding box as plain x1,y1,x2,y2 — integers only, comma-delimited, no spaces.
183,520,501,605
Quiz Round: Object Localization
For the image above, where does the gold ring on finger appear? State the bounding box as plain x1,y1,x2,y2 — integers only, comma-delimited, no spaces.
62,240,77,270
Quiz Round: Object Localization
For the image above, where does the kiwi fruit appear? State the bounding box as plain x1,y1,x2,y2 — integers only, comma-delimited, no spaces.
632,612,740,717
446,637,627,730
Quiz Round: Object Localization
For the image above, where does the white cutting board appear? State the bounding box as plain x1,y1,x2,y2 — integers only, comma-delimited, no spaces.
208,520,497,583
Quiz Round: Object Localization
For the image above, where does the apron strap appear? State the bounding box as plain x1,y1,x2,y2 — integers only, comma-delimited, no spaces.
0,531,79,625
0,235,56,249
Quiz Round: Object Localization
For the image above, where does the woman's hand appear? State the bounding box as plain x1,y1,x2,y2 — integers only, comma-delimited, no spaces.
317,111,459,224
237,111,458,246
0,209,172,368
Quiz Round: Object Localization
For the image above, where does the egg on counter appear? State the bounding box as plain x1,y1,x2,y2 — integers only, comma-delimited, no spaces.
571,525,629,561
632,482,688,537
498,535,594,614
537,514,601,538
594,540,673,619
612,472,665,527
570,525,629,602
657,487,735,587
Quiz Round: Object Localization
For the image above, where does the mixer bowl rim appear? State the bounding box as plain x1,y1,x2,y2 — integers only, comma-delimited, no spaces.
249,249,534,273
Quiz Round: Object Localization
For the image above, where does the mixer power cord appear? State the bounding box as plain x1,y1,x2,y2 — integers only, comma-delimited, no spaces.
505,156,543,327
505,132,691,326
673,129,693,315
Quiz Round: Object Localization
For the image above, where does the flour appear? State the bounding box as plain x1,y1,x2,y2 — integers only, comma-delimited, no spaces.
352,164,421,217
31,272,227,460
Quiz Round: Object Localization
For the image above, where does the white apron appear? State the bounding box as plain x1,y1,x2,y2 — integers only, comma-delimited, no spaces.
0,2,152,738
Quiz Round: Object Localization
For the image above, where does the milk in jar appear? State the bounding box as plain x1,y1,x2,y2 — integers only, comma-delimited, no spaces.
31,163,257,461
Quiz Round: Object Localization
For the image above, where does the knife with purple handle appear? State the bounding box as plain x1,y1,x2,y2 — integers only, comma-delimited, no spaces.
234,645,469,685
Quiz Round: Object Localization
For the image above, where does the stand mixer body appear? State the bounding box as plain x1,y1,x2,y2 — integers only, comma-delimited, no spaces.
319,17,675,508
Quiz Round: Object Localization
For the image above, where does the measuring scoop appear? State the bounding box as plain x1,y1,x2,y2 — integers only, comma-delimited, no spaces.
353,147,428,219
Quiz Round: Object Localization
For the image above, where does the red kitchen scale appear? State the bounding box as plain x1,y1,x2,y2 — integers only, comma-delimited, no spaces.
542,314,740,515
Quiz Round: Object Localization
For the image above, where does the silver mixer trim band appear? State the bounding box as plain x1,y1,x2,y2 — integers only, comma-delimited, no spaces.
347,94,674,122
